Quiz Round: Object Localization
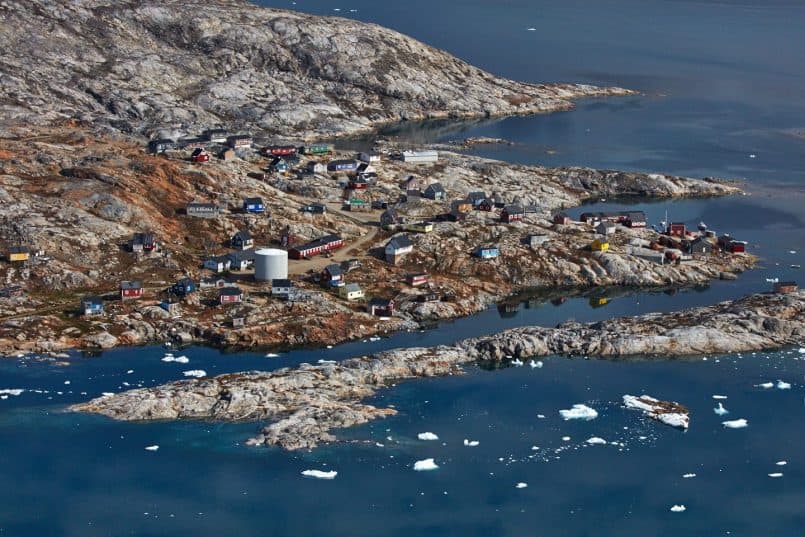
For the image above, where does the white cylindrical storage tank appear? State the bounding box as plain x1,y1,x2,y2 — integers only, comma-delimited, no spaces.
254,248,288,281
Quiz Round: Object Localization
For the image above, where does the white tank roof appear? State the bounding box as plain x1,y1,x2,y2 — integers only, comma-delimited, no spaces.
255,248,287,256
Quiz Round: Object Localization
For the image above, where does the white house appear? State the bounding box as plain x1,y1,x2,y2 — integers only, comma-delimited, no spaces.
402,150,438,163
339,283,364,301
204,256,231,273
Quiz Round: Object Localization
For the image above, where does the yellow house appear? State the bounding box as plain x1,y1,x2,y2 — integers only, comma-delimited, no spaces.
591,239,609,252
404,221,434,234
7,246,30,263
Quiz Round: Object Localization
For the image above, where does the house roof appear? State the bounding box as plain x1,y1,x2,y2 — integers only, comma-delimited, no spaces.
387,234,413,250
243,197,264,205
233,230,252,242
120,281,142,290
191,147,205,156
206,255,230,264
187,202,217,210
467,191,487,201
8,245,29,253
425,182,445,193
227,250,256,263
369,298,393,307
344,283,362,293
176,277,195,286
272,279,292,287
219,287,243,296
295,234,343,251
503,204,524,214
82,296,103,305
324,263,342,276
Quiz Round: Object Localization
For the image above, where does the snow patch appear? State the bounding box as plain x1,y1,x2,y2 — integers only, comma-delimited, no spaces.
413,458,439,471
301,469,337,480
559,404,598,421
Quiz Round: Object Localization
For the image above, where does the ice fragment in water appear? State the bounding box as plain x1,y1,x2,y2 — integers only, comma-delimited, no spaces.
562,436,571,442
529,360,543,368
182,370,207,378
776,461,787,466
515,482,528,488
722,419,748,429
755,382,774,389
776,380,791,390
511,358,523,367
670,505,686,513
174,356,189,364
586,437,607,445
622,395,689,429
413,458,439,471
712,395,728,400
318,359,336,365
144,445,159,451
683,473,696,478
417,432,439,441
301,469,337,480
559,404,598,421
0,389,24,396
714,402,729,416
126,370,134,374
463,439,479,447
768,473,783,478
265,353,280,358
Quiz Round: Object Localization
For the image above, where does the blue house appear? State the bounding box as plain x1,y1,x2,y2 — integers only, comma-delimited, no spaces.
270,157,289,173
473,246,500,259
172,278,196,296
243,197,265,213
81,296,104,316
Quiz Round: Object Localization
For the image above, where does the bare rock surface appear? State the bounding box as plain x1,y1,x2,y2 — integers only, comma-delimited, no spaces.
71,291,804,450
0,0,632,139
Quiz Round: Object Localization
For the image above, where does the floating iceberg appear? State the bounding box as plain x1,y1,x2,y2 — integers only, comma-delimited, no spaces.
182,370,207,378
463,439,479,447
559,404,598,421
515,482,528,489
722,418,748,429
712,395,728,400
317,359,336,365
776,380,791,390
144,445,159,452
0,389,24,396
623,395,689,429
413,458,439,471
417,432,439,441
670,505,686,513
529,360,543,369
586,437,607,445
265,353,281,358
768,472,783,478
511,358,524,367
301,469,337,480
174,356,189,364
755,382,774,389
714,402,729,416
682,473,696,479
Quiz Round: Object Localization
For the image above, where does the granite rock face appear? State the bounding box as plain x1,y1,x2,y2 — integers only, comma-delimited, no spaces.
0,0,632,139
71,291,804,450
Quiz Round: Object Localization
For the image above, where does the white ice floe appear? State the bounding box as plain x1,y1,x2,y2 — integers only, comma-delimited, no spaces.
537,414,546,419
64,380,70,385
712,395,728,400
749,154,756,158
318,359,336,365
369,336,381,342
144,445,159,451
714,402,729,416
529,360,543,369
623,395,689,429
265,353,281,358
766,278,779,283
182,370,207,378
586,437,607,445
776,461,787,466
755,382,774,389
0,389,24,396
301,469,337,480
515,482,528,489
789,250,797,254
561,436,571,442
722,418,748,429
559,404,598,421
463,439,479,447
768,472,783,478
670,505,686,513
101,392,115,397
126,370,134,374
417,432,439,441
174,356,189,364
683,473,697,478
413,458,439,471
799,347,805,354
776,380,791,390
511,358,524,367
527,27,536,31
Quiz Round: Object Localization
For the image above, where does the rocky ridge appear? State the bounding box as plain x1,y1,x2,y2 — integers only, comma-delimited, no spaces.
0,0,632,139
70,291,804,450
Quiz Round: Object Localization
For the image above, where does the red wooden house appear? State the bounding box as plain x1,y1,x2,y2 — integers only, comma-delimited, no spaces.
219,287,243,305
407,273,429,287
120,281,144,301
289,234,344,259
500,204,525,223
668,222,687,237
191,148,210,163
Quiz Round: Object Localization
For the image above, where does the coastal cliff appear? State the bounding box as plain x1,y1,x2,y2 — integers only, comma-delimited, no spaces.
0,0,631,139
71,291,804,450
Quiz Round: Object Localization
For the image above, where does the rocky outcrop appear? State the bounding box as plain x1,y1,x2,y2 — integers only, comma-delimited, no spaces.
71,291,804,450
0,0,632,139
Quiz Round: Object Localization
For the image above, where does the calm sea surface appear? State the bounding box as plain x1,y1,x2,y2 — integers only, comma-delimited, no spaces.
2,1,804,535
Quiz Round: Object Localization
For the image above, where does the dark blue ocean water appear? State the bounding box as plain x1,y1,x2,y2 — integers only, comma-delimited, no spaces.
1,1,804,535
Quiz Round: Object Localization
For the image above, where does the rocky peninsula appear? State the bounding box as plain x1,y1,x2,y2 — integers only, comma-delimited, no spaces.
71,291,804,450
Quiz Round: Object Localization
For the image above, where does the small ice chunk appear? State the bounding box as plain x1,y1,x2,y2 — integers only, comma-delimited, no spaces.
714,402,729,416
768,472,783,478
301,469,337,480
64,381,70,385
749,154,756,158
265,353,280,358
776,380,791,390
755,382,774,389
537,414,546,419
511,358,523,367
174,356,189,364
529,360,543,369
682,473,696,478
413,458,439,471
559,404,598,421
586,437,607,445
144,445,159,451
722,418,748,429
515,482,528,489
562,436,571,442
670,505,686,513
776,461,787,466
417,432,439,441
0,389,24,396
126,370,134,374
463,439,479,447
527,27,536,31
183,370,207,378
101,392,115,397
318,359,336,365
161,356,175,363
712,395,728,400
